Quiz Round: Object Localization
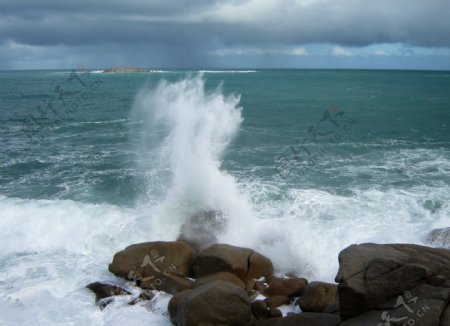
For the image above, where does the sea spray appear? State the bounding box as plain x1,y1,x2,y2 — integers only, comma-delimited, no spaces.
131,74,255,240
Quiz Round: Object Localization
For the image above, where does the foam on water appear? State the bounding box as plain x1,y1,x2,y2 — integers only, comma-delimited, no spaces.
1,75,449,325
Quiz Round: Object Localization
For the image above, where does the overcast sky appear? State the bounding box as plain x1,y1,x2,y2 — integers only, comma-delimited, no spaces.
1,0,449,70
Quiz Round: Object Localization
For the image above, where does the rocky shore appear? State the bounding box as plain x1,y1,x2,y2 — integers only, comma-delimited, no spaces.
87,222,450,326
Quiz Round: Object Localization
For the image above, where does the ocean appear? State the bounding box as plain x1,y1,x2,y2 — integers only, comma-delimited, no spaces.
1,69,449,325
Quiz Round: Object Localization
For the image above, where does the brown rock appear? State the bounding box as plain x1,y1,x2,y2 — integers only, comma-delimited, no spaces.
108,241,195,289
335,243,450,320
140,272,193,295
341,284,450,326
322,304,339,314
298,282,338,313
168,290,192,324
86,282,130,309
174,280,251,326
264,295,290,309
245,312,340,325
251,300,270,319
269,308,283,318
264,277,308,297
127,290,155,305
248,252,274,283
193,272,246,289
192,244,273,286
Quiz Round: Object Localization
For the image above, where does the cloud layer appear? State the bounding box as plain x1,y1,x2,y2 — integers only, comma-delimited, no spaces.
1,0,449,69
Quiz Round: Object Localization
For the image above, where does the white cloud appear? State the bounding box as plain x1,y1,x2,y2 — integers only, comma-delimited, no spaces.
331,46,353,57
373,50,389,56
209,46,308,57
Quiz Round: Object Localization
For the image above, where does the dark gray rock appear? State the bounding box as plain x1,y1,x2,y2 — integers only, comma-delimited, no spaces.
298,282,338,313
245,312,340,325
86,282,130,309
335,243,450,320
251,300,270,319
341,284,450,326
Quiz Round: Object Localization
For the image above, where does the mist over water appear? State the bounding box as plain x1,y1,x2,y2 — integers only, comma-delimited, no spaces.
1,70,449,325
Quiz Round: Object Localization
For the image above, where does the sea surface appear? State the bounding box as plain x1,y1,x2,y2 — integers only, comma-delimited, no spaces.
1,69,449,325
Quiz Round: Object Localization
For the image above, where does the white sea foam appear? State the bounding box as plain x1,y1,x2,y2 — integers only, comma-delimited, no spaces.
198,70,258,73
1,75,449,325
131,74,255,240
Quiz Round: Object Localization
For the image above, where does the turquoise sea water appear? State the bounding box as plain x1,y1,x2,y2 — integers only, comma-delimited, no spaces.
1,69,449,325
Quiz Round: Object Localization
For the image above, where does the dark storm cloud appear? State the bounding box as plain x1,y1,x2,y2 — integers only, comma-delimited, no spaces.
0,0,449,69
1,0,449,47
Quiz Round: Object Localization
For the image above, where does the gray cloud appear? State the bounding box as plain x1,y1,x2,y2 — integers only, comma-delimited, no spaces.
0,0,449,69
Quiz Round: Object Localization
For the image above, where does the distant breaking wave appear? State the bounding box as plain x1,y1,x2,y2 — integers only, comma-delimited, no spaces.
198,70,258,73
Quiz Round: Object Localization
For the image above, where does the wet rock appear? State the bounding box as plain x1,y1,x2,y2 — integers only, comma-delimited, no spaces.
322,303,340,314
298,282,338,313
251,300,270,319
264,295,290,309
193,272,246,290
269,308,283,318
335,243,450,320
168,290,192,324
140,272,193,295
426,227,450,249
172,280,251,326
86,282,130,309
127,290,155,305
192,244,273,286
108,241,195,293
245,312,340,325
260,276,308,298
341,284,450,326
440,304,450,326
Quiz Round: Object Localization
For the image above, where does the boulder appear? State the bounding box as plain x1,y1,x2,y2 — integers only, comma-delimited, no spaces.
259,277,308,298
172,280,251,326
168,290,192,324
251,300,270,319
426,227,450,249
140,272,193,295
193,272,246,290
269,308,283,318
440,304,450,326
335,243,450,320
108,241,195,293
86,282,130,309
264,295,290,309
245,312,340,325
177,210,227,251
298,282,338,313
192,244,273,286
341,284,450,326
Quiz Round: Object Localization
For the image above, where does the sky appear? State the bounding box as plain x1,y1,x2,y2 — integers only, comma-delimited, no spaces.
0,0,449,70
